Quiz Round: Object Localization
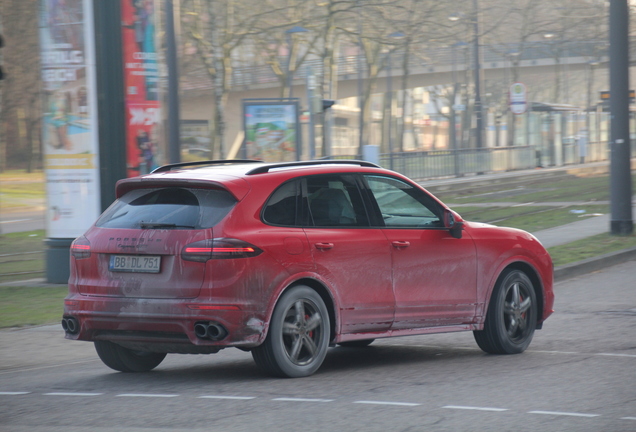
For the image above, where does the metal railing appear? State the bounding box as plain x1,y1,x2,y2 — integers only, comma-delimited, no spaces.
380,146,536,179
328,140,636,181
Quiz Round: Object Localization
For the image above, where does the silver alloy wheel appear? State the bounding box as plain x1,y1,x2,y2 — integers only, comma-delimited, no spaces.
282,299,324,366
473,269,537,354
252,285,331,377
504,281,533,343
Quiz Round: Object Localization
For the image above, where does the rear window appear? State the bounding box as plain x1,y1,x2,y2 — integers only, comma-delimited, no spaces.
96,187,236,229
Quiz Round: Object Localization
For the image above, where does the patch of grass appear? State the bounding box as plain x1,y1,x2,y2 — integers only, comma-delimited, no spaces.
454,205,609,232
0,170,45,211
438,172,636,204
491,205,609,232
0,285,68,328
548,233,636,267
0,230,46,254
455,206,553,224
0,231,46,283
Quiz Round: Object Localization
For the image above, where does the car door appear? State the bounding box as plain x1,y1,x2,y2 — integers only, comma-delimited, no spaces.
363,174,477,329
302,174,395,334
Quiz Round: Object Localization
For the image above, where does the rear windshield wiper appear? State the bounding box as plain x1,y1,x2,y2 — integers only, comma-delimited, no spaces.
139,222,196,229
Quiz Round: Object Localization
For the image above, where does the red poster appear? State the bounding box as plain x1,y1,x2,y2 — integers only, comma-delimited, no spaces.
121,0,161,177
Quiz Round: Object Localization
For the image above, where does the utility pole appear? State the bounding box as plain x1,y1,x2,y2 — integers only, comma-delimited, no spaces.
166,0,180,163
609,0,633,235
472,0,484,149
356,0,364,157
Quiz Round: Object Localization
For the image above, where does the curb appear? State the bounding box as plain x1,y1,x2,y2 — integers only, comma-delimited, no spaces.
554,246,636,282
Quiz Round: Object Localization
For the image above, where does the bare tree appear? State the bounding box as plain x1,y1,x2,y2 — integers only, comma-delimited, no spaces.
181,0,289,157
0,0,42,172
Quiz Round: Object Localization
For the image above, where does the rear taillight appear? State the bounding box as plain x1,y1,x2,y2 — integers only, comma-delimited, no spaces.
70,236,91,259
181,238,263,262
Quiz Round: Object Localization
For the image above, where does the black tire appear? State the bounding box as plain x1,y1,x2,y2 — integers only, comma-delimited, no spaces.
94,341,167,372
474,269,537,354
252,285,330,378
338,339,375,348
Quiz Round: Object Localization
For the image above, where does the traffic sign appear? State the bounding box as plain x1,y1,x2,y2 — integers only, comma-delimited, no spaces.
509,82,527,114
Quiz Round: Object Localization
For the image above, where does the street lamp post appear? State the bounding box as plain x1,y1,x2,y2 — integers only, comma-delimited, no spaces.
609,0,633,235
449,2,483,149
472,0,484,149
386,31,404,170
165,0,180,163
285,26,308,98
449,41,468,152
356,0,364,157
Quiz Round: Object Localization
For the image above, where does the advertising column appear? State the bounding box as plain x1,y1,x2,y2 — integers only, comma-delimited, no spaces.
121,0,162,177
40,0,101,282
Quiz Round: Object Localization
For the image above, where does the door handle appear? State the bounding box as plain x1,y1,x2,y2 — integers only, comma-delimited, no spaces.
391,241,410,248
314,243,334,250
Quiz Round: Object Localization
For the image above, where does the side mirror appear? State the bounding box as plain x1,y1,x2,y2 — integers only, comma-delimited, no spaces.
443,209,464,239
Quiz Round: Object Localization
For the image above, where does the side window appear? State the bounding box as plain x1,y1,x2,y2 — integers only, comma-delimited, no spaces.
262,180,299,226
306,175,369,227
365,175,443,228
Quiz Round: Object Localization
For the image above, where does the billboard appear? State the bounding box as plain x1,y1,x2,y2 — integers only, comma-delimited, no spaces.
40,0,101,238
243,99,300,162
121,0,162,177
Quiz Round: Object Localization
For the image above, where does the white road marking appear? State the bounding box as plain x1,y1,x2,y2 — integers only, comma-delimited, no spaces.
596,353,636,358
273,397,333,403
354,401,420,407
199,395,255,400
621,417,636,420
443,405,508,412
44,392,103,397
0,219,32,224
0,392,30,395
528,410,600,418
116,393,179,398
383,344,636,359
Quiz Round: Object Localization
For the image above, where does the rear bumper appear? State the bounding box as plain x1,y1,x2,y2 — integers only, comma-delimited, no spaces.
63,293,266,351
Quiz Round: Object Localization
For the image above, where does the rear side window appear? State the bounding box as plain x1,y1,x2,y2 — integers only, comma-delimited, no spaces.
96,187,236,229
262,180,299,226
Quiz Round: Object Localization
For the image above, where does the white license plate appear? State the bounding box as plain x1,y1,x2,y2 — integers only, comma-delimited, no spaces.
109,255,161,273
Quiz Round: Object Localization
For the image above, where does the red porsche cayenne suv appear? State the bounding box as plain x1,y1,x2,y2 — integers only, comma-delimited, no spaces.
63,160,554,377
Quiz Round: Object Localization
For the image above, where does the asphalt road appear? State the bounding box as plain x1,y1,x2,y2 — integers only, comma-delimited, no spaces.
1,261,635,432
0,209,45,234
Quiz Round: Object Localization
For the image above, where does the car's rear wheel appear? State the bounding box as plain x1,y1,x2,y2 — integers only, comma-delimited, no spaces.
252,285,330,378
474,269,537,354
94,340,167,372
338,339,375,348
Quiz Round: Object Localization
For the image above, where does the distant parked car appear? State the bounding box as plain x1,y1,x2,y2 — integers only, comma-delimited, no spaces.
63,160,554,377
186,147,211,157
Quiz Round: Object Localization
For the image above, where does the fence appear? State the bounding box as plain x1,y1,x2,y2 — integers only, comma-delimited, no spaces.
330,140,634,181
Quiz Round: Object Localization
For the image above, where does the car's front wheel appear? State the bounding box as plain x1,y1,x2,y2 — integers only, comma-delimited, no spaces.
252,285,330,378
474,269,537,354
94,340,167,372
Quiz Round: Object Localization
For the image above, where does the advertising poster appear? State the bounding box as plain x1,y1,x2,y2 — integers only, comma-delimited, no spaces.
243,100,300,162
40,0,101,238
121,0,162,177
